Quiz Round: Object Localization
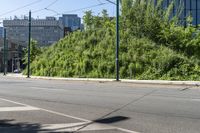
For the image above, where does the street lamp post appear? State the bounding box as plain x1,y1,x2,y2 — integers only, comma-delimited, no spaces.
184,0,186,27
3,29,7,76
116,0,120,81
27,11,31,78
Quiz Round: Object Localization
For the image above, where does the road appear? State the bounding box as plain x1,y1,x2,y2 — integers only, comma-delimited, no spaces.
0,76,200,133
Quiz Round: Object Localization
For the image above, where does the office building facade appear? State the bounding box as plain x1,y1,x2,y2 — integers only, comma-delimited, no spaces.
159,0,200,26
3,17,63,47
0,27,3,38
61,14,81,31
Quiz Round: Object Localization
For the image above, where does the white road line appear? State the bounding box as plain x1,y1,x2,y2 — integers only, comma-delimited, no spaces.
0,97,139,133
0,106,40,112
42,122,88,130
30,87,64,91
190,99,200,101
0,97,90,122
41,122,139,133
0,98,35,107
39,107,91,122
41,122,115,132
117,127,140,133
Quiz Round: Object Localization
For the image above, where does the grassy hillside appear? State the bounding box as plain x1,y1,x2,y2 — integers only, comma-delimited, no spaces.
26,0,200,80
28,28,200,80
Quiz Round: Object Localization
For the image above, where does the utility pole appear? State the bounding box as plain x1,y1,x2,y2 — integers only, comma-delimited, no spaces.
196,0,198,27
189,0,192,26
27,11,31,78
3,29,7,76
116,0,120,81
184,0,186,27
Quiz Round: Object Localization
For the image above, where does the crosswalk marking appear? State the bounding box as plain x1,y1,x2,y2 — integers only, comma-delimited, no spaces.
0,106,40,112
0,97,139,133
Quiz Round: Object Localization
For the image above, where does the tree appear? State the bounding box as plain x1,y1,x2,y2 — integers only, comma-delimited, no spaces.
102,9,108,19
83,10,94,30
93,15,101,28
101,9,109,25
23,39,41,65
120,0,134,17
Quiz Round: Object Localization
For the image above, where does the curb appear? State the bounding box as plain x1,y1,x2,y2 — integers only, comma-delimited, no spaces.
5,74,200,86
121,79,200,86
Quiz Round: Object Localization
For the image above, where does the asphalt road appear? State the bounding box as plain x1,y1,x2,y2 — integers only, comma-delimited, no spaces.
0,76,200,133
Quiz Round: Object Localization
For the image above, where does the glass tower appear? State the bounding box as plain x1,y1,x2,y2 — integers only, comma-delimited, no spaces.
155,0,200,26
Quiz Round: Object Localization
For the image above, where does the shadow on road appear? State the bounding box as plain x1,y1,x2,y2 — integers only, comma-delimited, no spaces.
0,119,72,133
94,116,129,124
0,116,129,133
0,119,41,133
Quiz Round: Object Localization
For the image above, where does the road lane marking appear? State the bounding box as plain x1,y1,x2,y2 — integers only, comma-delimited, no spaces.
0,97,90,122
39,106,91,122
0,97,139,133
190,99,200,102
117,127,139,133
41,122,115,132
0,98,35,107
30,87,64,91
0,106,40,112
0,98,40,112
41,122,139,132
39,108,139,133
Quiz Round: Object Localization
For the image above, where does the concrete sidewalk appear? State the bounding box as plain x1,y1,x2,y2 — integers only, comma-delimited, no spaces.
4,73,200,86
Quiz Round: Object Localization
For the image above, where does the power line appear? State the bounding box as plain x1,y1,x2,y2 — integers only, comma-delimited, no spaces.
0,0,43,17
104,0,116,5
25,0,59,15
97,0,103,4
2,1,110,20
53,3,108,17
32,9,46,14
44,8,60,16
46,0,59,8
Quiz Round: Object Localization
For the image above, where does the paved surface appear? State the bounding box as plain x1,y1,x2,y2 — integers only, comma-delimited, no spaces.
0,76,200,133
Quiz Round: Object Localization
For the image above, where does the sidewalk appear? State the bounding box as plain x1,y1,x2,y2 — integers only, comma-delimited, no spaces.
4,73,200,86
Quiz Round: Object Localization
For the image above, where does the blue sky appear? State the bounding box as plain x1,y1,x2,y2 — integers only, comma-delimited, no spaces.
0,0,116,21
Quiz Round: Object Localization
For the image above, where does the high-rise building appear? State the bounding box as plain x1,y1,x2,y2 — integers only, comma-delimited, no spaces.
0,27,4,38
3,17,64,47
60,14,81,31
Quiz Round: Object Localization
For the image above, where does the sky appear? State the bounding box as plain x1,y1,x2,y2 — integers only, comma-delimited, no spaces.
0,0,116,22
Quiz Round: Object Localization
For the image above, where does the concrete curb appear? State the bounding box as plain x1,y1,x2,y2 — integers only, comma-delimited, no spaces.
121,79,200,86
5,73,200,86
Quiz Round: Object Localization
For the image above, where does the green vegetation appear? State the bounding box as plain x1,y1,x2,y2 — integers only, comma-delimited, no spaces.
25,0,200,80
23,39,42,75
